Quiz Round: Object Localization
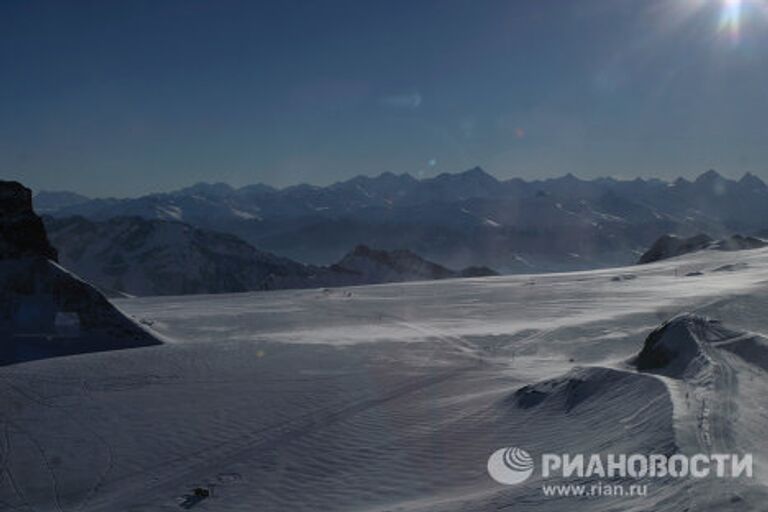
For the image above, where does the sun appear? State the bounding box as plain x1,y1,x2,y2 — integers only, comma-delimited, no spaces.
661,0,765,45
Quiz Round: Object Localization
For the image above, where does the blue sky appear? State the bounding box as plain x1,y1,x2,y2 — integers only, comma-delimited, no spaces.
2,0,768,196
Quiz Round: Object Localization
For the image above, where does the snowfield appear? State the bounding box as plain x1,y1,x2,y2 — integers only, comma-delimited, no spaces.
3,247,768,511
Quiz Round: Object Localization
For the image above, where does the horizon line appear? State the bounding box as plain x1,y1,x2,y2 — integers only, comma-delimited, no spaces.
29,167,764,200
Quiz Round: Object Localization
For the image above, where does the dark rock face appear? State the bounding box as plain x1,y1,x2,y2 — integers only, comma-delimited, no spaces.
633,313,768,379
0,181,58,261
637,234,713,264
333,245,499,282
0,181,157,363
633,315,711,375
335,244,457,280
633,313,728,378
332,244,498,283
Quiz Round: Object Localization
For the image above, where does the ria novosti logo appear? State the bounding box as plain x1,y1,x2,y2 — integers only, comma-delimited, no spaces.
487,447,753,486
487,447,535,485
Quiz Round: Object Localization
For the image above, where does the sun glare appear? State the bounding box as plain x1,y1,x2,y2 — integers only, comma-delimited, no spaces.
719,0,743,41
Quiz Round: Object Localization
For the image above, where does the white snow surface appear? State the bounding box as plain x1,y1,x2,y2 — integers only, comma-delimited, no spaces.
3,247,768,511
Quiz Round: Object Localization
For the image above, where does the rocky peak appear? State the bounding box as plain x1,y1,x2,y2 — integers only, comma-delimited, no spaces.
0,181,58,261
738,172,767,190
637,233,714,264
695,169,725,185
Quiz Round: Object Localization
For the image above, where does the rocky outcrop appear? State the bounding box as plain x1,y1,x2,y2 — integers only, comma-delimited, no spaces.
0,181,157,361
632,314,717,377
0,181,58,261
637,234,713,264
331,245,499,284
332,245,457,281
638,233,767,264
632,313,768,380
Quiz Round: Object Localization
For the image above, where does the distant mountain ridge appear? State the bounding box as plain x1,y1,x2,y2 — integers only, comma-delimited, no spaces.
32,190,91,213
45,216,496,296
36,168,768,272
331,245,496,283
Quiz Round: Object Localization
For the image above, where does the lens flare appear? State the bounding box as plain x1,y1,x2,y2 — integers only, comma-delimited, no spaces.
719,0,743,42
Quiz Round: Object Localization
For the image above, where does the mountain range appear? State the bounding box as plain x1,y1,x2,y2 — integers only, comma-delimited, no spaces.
44,216,495,296
35,168,768,272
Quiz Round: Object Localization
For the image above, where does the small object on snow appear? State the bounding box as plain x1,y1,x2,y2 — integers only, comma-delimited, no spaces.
179,487,212,509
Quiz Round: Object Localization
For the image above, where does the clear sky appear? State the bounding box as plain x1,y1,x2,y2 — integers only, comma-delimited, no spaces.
2,0,768,197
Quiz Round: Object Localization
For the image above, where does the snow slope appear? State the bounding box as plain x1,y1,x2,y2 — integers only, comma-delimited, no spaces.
2,247,768,511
